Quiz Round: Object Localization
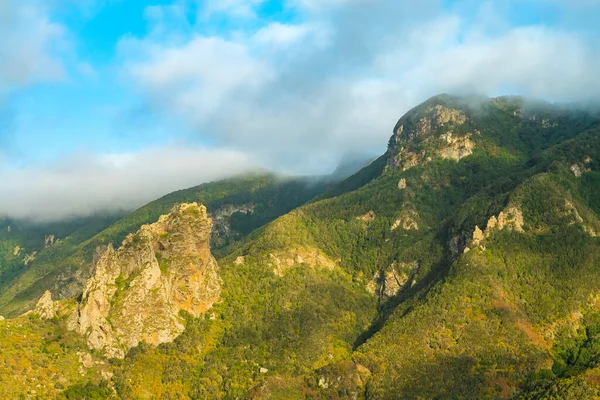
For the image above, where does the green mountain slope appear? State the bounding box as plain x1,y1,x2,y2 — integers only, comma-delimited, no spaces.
0,173,331,317
0,214,124,306
2,94,600,399
109,96,600,398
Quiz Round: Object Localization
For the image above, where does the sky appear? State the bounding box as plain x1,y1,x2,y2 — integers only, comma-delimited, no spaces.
1,0,600,220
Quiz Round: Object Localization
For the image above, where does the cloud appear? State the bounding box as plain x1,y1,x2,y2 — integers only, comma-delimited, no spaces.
254,23,316,47
120,0,600,175
123,35,274,122
3,0,600,220
0,146,257,221
201,0,266,18
0,1,67,98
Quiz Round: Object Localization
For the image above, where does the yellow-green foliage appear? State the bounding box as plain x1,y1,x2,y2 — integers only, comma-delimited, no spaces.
0,316,108,399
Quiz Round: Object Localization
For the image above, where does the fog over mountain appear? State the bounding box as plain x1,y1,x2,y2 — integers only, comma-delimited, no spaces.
1,0,600,220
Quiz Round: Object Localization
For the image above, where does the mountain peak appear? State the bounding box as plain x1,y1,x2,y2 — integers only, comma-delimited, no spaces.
386,95,480,171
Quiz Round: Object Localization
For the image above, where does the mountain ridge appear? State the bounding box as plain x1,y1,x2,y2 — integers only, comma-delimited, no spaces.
2,94,600,398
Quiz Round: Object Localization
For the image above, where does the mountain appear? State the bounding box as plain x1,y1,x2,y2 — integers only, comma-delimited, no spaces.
2,94,600,399
0,173,332,317
0,214,125,311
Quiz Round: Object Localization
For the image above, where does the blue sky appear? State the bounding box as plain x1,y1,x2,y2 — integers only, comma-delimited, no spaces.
1,0,600,220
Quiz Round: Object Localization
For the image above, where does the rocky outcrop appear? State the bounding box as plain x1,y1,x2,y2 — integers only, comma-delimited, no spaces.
569,156,592,178
387,100,478,171
367,262,419,301
45,234,55,248
74,203,221,358
356,211,376,225
34,291,57,320
391,209,420,231
466,206,524,252
268,246,337,277
210,203,255,247
23,251,37,266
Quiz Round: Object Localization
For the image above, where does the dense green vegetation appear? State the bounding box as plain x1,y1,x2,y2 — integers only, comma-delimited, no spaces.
0,214,123,315
2,95,600,398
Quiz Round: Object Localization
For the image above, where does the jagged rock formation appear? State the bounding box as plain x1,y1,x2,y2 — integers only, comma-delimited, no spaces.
467,206,525,251
34,291,57,320
74,203,221,358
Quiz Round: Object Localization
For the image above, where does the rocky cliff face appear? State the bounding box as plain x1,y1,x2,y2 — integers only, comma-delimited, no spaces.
74,203,221,358
387,97,478,171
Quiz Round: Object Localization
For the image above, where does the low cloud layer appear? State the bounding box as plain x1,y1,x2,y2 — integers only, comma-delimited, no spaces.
121,0,600,172
0,146,256,221
2,0,600,221
0,1,66,98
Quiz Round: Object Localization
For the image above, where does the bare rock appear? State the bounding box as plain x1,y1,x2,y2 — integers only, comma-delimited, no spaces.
468,206,525,252
75,203,221,358
45,234,55,248
34,291,56,320
387,102,476,171
472,226,485,247
269,246,336,277
234,256,245,265
210,203,255,247
23,251,37,266
356,210,376,223
391,210,420,231
368,262,417,301
496,207,524,232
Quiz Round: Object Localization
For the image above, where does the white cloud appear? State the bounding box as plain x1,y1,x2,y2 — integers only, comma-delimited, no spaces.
124,35,274,122
123,0,600,174
0,1,67,97
0,146,257,221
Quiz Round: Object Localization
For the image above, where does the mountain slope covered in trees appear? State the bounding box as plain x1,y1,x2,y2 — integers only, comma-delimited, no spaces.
2,94,600,399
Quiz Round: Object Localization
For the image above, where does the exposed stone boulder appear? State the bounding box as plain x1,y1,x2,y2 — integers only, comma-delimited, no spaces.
234,256,245,265
74,203,221,358
34,291,57,320
472,226,485,247
563,199,584,225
